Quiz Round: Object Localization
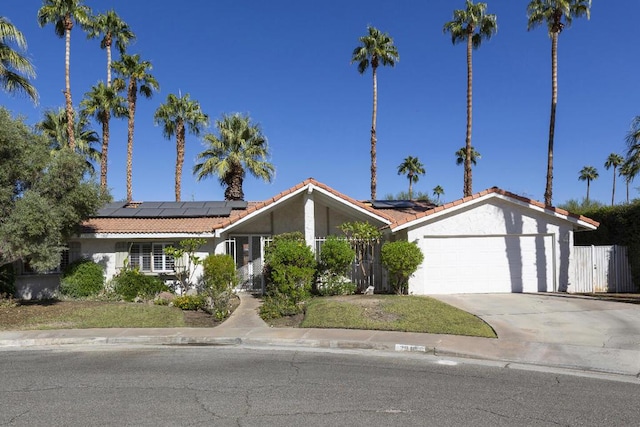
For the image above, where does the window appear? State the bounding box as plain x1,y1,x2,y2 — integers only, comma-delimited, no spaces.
128,242,174,273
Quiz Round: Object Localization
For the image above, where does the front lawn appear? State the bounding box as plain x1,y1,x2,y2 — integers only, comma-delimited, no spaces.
299,295,496,338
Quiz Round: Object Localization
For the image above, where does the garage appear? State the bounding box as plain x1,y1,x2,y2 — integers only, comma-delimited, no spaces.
392,188,599,295
418,234,555,294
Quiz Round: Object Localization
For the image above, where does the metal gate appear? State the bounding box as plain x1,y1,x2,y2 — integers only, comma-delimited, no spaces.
574,245,635,293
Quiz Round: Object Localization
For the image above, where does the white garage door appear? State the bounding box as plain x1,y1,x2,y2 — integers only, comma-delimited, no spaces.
418,234,555,294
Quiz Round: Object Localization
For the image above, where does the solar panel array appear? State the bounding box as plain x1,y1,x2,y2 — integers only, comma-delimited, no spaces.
95,201,248,218
370,200,416,209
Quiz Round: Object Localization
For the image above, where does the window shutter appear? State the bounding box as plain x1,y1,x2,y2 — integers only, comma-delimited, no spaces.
115,242,128,270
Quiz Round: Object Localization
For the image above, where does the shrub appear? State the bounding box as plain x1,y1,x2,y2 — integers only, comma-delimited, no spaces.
59,259,104,298
112,269,169,302
0,264,16,297
381,241,424,295
173,294,205,311
318,236,354,276
316,274,357,296
201,254,238,319
262,232,315,318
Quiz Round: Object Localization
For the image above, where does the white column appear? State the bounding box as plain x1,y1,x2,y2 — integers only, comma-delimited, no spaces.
304,186,315,251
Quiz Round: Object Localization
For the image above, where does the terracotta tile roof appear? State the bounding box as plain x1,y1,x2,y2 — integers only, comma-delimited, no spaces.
79,181,598,235
389,187,600,229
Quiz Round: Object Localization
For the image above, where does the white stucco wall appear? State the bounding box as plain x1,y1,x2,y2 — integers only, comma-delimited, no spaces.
405,198,576,294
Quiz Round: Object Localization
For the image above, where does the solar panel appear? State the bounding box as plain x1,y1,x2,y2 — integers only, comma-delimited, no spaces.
94,200,241,217
371,200,416,209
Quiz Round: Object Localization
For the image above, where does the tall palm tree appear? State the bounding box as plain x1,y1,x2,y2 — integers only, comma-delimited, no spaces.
578,165,598,202
87,9,135,87
444,1,497,198
455,146,481,166
351,26,399,201
619,163,635,204
604,153,624,206
80,81,127,192
154,93,209,202
112,53,159,201
37,0,92,150
527,0,591,206
37,107,100,174
0,17,38,103
194,113,275,201
397,156,425,200
432,185,445,204
623,116,640,203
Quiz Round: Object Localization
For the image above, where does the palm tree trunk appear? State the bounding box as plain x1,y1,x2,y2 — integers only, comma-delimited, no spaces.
586,179,590,202
100,110,110,193
126,82,137,202
64,24,75,150
626,180,630,203
464,33,473,197
408,177,412,200
106,40,112,87
175,120,185,202
611,167,617,206
544,31,559,206
370,65,378,201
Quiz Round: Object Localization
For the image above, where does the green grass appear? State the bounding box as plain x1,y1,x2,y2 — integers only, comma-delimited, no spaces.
301,295,496,338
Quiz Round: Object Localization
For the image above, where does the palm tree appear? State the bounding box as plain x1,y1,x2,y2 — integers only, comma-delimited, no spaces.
604,153,624,206
444,1,497,198
619,163,635,204
80,81,127,192
37,108,100,174
433,185,445,204
578,165,598,202
193,113,275,201
351,26,399,201
527,0,591,206
0,17,38,103
37,0,92,150
623,116,640,203
112,53,159,201
87,10,135,87
396,156,425,200
455,146,481,166
154,93,209,202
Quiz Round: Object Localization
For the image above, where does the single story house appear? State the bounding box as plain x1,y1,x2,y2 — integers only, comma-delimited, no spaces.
15,178,598,298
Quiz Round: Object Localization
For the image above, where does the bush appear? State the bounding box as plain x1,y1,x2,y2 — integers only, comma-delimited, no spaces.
318,236,355,276
112,269,169,302
315,274,357,296
173,294,205,311
381,241,424,295
59,259,104,298
0,264,16,297
201,254,238,319
262,232,316,318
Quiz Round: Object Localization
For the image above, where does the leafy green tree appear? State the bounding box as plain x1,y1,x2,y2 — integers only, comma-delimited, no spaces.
381,240,424,295
384,191,433,202
194,113,274,201
527,0,591,205
163,238,206,294
38,0,92,150
351,25,399,200
0,16,38,103
432,185,445,204
37,107,101,175
86,9,135,87
444,1,497,197
604,153,624,206
112,53,159,201
0,108,105,271
578,165,598,202
80,82,127,192
455,145,481,166
397,156,425,200
154,93,209,202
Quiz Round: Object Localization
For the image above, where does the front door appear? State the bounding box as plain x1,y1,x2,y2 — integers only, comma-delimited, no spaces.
229,235,266,293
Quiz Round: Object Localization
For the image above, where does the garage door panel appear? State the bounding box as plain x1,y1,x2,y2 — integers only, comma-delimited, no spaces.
419,235,554,294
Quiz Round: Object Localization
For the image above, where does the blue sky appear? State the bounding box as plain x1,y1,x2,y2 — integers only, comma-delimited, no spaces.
2,1,638,205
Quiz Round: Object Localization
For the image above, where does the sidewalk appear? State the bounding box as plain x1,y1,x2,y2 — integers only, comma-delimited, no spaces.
1,293,639,379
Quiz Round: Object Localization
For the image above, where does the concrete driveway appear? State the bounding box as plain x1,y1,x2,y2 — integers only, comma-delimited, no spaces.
431,293,640,351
